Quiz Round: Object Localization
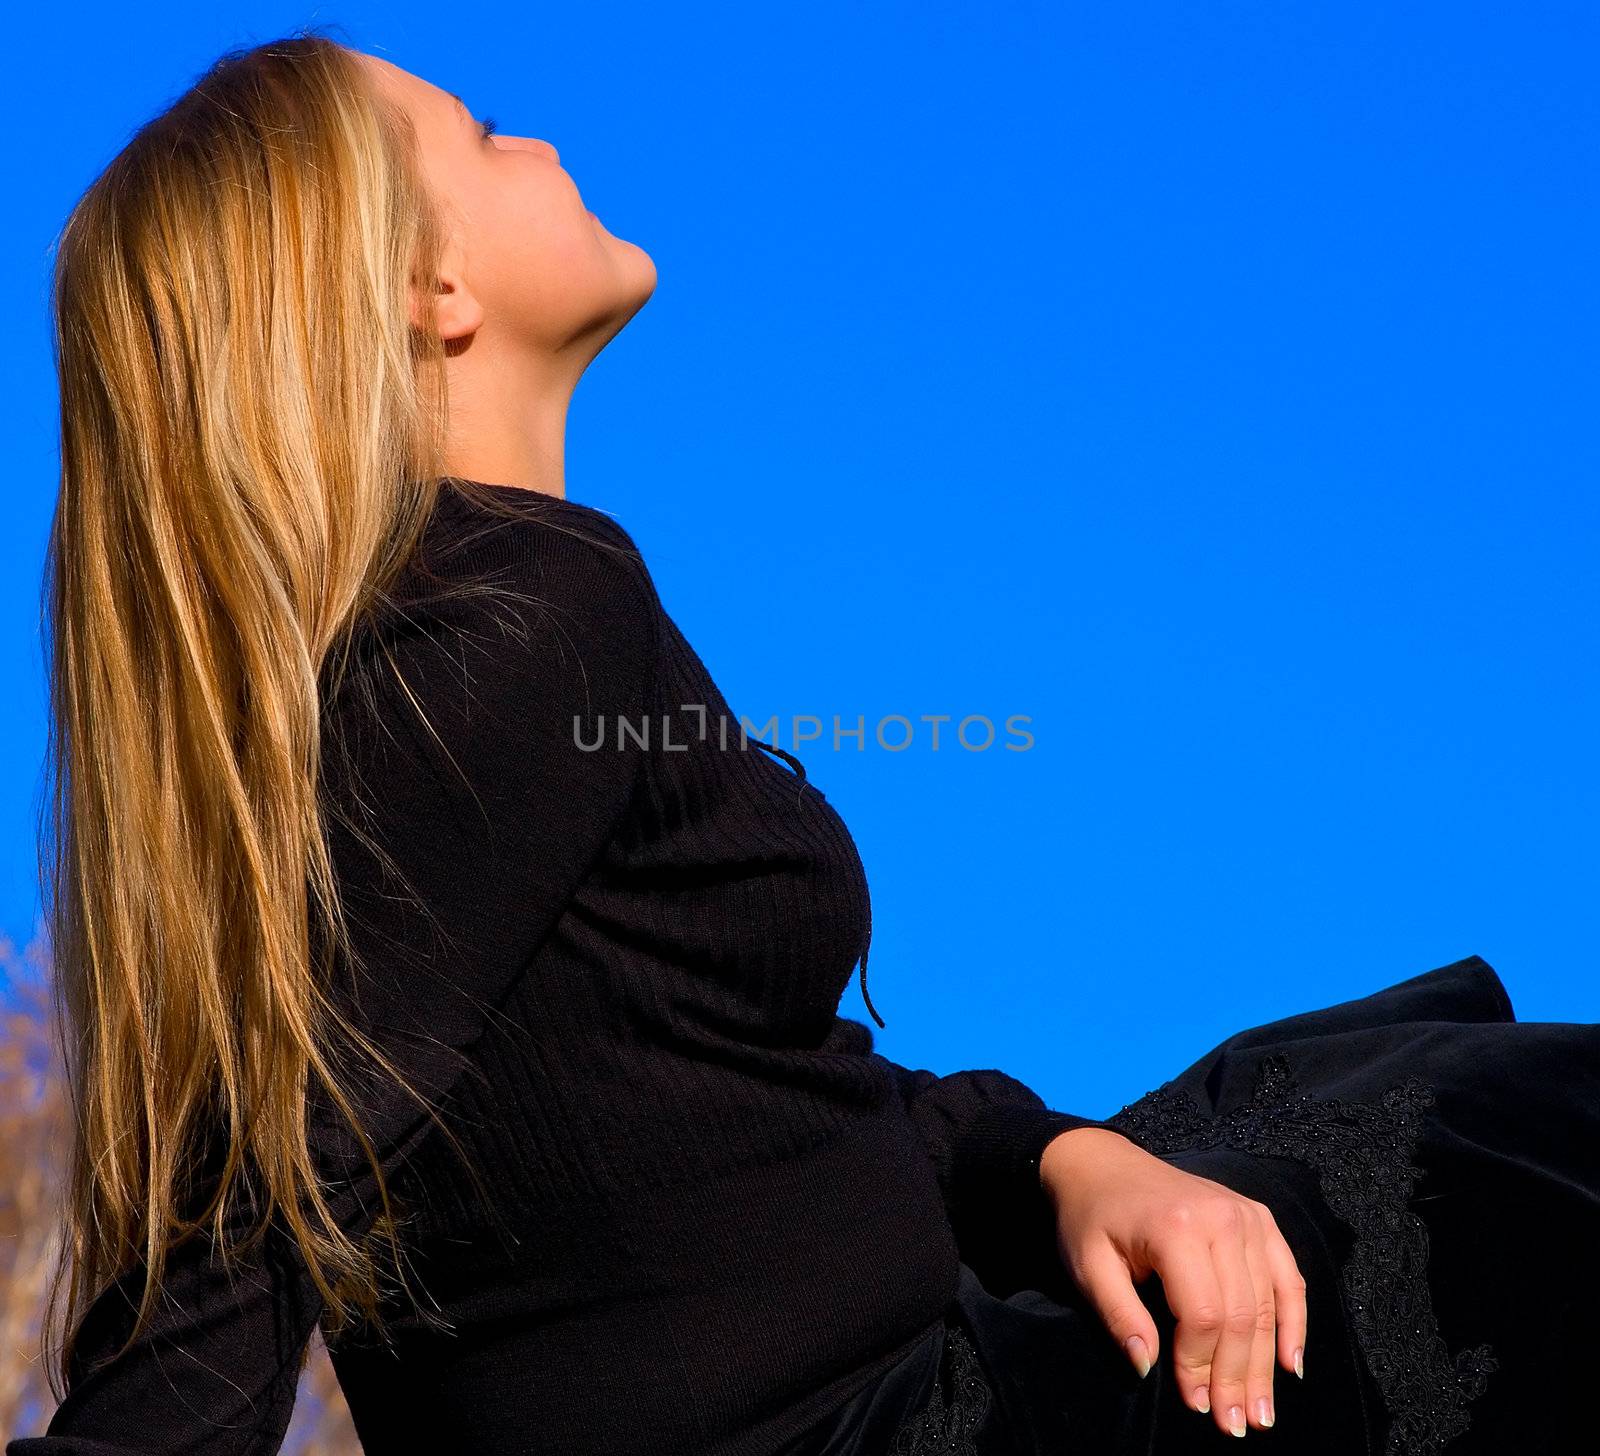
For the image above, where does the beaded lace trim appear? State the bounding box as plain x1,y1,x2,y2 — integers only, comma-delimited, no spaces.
1101,1051,1499,1456
889,1324,992,1456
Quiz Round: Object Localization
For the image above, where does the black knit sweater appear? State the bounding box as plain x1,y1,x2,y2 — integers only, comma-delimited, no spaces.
10,480,1115,1456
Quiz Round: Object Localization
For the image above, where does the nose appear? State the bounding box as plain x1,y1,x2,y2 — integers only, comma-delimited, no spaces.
545,141,560,166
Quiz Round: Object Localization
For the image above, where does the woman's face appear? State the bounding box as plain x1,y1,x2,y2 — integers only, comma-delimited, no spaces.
355,52,655,362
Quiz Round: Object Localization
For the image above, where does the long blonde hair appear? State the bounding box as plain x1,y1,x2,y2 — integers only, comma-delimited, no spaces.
36,30,544,1397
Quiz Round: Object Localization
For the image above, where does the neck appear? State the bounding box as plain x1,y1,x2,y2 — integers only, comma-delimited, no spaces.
441,337,582,500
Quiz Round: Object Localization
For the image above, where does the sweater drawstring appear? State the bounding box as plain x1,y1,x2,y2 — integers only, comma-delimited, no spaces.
858,940,886,1030
747,736,886,1030
856,870,885,1029
749,736,810,806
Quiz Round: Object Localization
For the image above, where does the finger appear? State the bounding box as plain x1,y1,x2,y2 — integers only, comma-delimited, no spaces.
1255,1201,1310,1382
1203,1204,1265,1440
1147,1212,1227,1415
1239,1216,1279,1431
1071,1234,1162,1382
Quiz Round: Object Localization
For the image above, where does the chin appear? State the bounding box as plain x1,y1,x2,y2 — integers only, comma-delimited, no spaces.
613,239,658,301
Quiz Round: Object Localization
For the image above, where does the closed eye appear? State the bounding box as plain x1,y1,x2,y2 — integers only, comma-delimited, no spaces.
477,115,499,143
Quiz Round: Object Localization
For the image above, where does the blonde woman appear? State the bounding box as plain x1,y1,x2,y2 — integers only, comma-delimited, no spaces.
12,31,1599,1456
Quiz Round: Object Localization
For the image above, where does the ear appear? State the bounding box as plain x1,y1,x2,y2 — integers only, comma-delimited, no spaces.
409,234,485,342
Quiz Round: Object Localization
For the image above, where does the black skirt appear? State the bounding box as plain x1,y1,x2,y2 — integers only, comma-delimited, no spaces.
801,954,1600,1455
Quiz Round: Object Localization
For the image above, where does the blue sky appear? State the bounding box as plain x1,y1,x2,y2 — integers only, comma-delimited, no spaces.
4,4,1595,1116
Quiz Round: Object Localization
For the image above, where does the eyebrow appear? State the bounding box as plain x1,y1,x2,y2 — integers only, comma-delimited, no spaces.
446,91,473,124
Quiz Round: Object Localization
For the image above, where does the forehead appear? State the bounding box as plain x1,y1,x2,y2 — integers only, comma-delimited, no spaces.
357,53,464,124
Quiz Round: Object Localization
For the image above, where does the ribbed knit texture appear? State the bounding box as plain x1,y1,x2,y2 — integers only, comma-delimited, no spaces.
10,479,1115,1456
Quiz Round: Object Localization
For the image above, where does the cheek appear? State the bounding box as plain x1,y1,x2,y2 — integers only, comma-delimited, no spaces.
476,181,614,327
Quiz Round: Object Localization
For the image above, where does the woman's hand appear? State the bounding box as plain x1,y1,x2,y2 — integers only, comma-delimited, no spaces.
1038,1127,1307,1440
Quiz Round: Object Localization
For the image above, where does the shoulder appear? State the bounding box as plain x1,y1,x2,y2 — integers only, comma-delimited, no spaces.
408,485,658,664
419,482,660,629
326,489,661,756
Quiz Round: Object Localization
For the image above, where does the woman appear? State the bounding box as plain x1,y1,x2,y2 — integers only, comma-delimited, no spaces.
11,31,1597,1456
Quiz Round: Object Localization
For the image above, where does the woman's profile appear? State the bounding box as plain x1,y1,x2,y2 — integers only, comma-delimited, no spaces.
10,30,1598,1456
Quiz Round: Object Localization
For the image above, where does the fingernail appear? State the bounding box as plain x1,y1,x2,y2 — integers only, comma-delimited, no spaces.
1228,1405,1246,1438
1294,1346,1304,1380
1195,1385,1210,1413
1256,1396,1274,1427
1124,1334,1151,1379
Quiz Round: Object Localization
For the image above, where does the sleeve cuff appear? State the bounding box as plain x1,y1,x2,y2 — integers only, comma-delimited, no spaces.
948,1101,1120,1214
939,1101,1123,1300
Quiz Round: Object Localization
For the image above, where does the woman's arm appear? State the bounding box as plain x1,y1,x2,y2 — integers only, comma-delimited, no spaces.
9,529,658,1454
880,1055,1127,1298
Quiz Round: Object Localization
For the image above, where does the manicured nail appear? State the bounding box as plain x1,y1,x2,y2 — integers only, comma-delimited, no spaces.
1294,1347,1304,1380
1195,1386,1210,1413
1228,1405,1246,1437
1256,1396,1274,1427
1124,1334,1151,1378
